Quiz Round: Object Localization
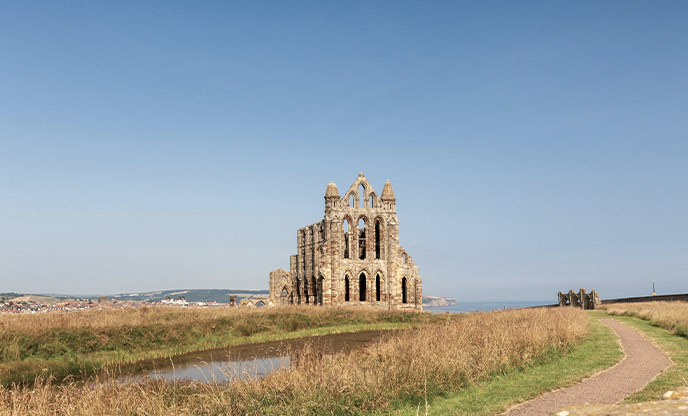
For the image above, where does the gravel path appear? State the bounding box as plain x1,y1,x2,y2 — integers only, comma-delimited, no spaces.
500,318,672,416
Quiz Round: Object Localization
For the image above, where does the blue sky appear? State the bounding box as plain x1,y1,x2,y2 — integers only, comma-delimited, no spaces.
1,1,686,301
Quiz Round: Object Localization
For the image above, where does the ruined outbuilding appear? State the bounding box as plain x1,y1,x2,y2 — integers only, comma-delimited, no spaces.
269,173,422,310
558,288,600,310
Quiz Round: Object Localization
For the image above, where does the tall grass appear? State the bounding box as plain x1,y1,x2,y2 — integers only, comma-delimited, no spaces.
0,307,587,415
603,301,688,338
0,306,437,385
0,305,429,334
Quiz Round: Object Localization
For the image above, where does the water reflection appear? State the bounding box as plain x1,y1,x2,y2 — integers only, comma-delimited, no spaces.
117,329,393,383
143,356,291,382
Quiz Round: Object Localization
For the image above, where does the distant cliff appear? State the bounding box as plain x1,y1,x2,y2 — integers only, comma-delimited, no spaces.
422,296,457,307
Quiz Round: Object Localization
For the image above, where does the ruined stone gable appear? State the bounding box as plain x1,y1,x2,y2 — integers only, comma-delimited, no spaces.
269,173,422,310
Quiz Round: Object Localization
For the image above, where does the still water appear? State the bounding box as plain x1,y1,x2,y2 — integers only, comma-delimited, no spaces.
117,329,394,383
425,300,553,313
115,302,550,383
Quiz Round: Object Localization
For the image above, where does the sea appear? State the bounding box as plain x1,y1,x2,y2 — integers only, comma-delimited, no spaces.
425,300,554,314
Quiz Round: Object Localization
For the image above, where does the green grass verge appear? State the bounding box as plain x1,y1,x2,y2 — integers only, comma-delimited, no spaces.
604,313,688,403
392,311,622,416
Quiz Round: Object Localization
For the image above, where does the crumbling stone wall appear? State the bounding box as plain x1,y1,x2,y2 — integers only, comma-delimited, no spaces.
268,268,291,305
269,173,423,310
558,288,600,310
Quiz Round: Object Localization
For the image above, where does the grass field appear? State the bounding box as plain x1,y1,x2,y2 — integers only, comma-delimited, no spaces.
603,301,688,338
396,311,622,415
1,295,64,303
0,305,438,385
0,307,587,415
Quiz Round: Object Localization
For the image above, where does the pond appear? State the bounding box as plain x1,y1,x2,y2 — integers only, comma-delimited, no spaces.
115,329,395,383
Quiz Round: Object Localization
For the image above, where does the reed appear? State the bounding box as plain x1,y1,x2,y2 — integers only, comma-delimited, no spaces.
0,307,587,415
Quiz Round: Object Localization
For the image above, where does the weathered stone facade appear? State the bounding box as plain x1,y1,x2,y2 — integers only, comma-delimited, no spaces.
269,173,422,310
558,288,600,309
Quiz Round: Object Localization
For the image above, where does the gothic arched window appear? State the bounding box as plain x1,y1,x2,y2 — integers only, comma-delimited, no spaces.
359,273,367,302
359,184,365,208
402,277,408,304
375,220,381,259
344,275,350,302
375,273,381,301
343,219,350,259
358,218,366,260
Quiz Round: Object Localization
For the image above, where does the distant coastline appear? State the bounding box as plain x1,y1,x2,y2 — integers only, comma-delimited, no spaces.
422,296,457,307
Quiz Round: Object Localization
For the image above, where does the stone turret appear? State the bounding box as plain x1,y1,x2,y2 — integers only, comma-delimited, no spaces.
381,180,396,210
324,181,340,211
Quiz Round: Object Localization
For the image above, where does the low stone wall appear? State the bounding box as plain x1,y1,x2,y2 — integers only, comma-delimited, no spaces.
601,293,688,305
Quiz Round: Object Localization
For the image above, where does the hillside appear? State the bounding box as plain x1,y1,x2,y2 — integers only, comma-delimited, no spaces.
0,293,68,303
2,289,269,304
109,289,269,303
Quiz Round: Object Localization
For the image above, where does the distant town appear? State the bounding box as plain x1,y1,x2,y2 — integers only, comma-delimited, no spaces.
0,290,457,314
0,289,264,314
0,294,222,314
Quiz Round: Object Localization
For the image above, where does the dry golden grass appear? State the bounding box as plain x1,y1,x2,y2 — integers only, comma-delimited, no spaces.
0,304,413,333
603,301,688,338
0,307,587,415
0,305,437,385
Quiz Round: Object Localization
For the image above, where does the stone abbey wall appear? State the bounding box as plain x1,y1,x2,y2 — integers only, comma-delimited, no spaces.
269,173,422,310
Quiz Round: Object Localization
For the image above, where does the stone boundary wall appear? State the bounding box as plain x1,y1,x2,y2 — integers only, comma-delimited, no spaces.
534,293,688,310
601,293,688,305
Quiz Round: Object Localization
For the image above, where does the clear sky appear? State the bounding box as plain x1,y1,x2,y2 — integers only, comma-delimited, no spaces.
1,1,686,301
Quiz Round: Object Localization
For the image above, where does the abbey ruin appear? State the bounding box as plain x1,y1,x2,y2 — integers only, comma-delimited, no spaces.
268,173,423,310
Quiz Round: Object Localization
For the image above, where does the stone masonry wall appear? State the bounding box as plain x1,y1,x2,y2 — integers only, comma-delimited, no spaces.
270,173,422,310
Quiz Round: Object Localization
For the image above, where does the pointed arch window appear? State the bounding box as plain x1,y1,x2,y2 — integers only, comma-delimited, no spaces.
402,277,408,304
343,219,350,259
375,273,381,301
280,286,289,305
375,220,381,259
344,275,350,302
359,273,367,301
359,184,365,208
358,218,366,260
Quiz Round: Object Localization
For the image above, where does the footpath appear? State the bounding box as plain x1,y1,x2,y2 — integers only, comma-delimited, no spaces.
500,318,672,416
